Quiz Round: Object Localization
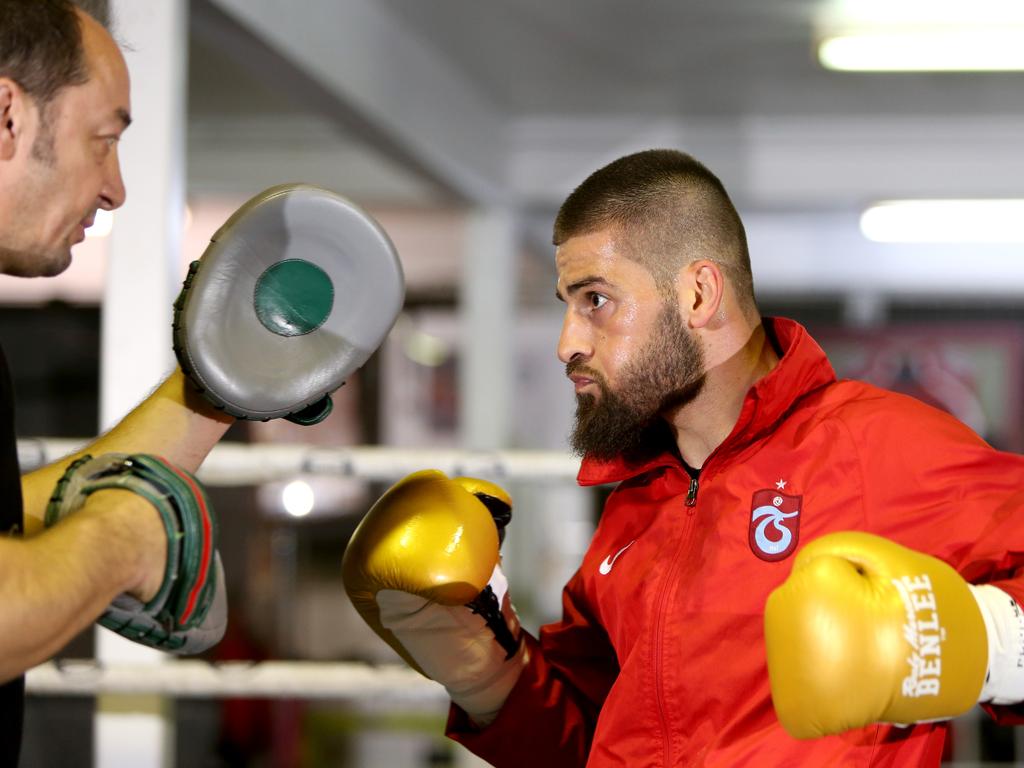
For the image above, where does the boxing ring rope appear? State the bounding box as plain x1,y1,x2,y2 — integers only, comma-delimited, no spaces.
16,438,582,484
26,660,446,704
19,437,581,703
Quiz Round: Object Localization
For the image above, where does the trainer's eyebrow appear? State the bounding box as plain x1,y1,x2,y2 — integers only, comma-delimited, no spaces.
555,276,607,302
116,108,132,129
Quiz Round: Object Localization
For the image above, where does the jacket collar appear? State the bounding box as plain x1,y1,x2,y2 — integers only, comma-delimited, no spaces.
576,317,837,486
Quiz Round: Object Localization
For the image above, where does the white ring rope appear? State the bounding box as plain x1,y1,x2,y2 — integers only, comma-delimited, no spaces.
26,660,446,703
17,438,582,485
19,440,580,701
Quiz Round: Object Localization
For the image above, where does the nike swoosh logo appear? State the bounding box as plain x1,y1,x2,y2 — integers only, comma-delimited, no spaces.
599,539,636,575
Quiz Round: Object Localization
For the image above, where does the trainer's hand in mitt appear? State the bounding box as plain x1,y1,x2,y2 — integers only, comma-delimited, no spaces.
46,453,226,654
173,183,405,425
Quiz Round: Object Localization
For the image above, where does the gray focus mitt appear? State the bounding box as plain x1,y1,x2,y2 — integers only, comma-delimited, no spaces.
46,453,226,654
173,183,405,424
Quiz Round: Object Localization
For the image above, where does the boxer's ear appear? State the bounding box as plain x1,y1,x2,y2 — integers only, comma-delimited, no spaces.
677,259,724,330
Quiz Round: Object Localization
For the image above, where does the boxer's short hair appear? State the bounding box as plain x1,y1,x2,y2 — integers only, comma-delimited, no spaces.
554,149,756,312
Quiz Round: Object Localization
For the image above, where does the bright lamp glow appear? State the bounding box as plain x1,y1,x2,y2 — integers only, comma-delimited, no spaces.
816,0,1024,71
820,31,1024,71
282,480,315,517
860,200,1024,243
85,209,113,238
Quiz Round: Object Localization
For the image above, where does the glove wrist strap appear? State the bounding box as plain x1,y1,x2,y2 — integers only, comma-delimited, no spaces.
378,564,526,727
450,640,529,728
969,584,1024,705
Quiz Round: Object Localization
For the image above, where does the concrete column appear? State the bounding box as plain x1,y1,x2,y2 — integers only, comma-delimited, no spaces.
843,291,888,329
455,207,518,768
98,2,188,766
458,207,517,450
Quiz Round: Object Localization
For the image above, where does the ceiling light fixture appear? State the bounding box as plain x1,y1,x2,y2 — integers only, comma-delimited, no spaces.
816,0,1024,71
860,200,1024,243
282,479,315,517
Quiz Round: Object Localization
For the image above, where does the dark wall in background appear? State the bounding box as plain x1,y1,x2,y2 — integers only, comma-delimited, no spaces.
2,304,99,766
0,305,100,439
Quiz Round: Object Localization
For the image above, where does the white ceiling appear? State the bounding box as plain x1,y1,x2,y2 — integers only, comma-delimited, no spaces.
183,0,1024,301
377,0,1024,118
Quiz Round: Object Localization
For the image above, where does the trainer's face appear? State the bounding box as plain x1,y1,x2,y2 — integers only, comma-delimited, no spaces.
556,228,706,458
0,10,129,278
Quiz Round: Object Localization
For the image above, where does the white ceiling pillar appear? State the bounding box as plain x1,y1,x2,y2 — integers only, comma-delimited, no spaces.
99,1,188,766
458,207,518,450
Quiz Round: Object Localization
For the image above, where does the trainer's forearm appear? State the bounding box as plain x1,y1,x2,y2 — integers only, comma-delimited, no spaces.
0,493,152,682
20,368,233,535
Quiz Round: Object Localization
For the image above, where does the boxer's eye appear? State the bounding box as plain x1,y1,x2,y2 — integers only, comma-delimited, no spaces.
586,292,608,311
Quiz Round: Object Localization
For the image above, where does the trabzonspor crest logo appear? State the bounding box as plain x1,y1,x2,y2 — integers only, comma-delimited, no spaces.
749,489,802,561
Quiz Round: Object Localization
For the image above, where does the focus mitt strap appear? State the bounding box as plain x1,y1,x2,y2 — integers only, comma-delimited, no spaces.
173,183,405,425
46,453,226,654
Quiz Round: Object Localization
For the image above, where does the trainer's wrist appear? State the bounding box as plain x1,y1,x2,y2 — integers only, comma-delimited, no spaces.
86,488,167,601
165,367,236,425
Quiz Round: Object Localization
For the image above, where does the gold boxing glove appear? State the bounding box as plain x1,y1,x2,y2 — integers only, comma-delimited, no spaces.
764,531,988,739
342,470,526,725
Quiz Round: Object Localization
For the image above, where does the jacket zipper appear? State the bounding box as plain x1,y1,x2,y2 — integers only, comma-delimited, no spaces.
684,475,699,507
653,470,701,766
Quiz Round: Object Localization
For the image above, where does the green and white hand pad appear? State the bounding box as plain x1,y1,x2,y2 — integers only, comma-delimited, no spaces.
173,184,405,424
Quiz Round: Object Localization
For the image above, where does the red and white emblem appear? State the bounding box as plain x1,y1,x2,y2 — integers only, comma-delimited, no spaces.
749,489,801,562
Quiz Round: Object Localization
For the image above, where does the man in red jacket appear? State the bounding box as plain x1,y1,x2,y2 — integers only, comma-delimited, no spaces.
344,149,1024,766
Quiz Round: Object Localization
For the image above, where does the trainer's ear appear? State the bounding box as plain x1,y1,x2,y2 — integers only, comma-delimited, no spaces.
0,79,25,162
677,259,725,330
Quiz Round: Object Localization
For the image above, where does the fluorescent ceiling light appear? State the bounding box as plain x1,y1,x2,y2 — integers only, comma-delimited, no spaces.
860,200,1024,243
821,31,1024,72
816,0,1024,71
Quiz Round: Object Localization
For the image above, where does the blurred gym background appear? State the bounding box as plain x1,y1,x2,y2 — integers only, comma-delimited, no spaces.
5,0,1024,765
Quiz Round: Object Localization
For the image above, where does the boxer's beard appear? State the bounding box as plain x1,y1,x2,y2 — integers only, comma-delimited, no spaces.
569,304,706,461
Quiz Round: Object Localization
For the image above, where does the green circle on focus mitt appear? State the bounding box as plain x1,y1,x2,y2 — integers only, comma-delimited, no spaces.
254,259,334,337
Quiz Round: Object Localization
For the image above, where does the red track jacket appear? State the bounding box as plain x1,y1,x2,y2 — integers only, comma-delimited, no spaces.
448,317,1024,766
